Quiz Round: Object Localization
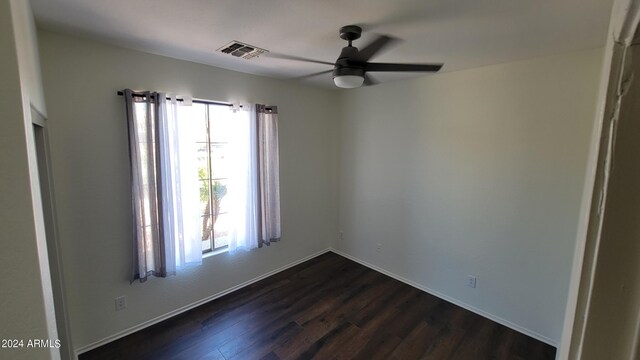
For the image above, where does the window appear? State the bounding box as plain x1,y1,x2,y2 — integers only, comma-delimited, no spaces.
132,100,238,254
125,89,281,282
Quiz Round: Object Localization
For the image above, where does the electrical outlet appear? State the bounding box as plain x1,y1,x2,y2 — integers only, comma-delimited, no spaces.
115,296,126,311
467,275,477,288
338,232,343,241
376,243,382,252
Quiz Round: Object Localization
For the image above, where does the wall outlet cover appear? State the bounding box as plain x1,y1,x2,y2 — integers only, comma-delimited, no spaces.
467,275,477,288
115,296,126,311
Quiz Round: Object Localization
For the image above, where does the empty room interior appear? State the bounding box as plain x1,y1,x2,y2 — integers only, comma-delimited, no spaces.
3,0,640,359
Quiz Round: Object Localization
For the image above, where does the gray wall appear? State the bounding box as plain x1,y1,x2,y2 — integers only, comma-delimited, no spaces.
336,48,603,344
38,31,339,351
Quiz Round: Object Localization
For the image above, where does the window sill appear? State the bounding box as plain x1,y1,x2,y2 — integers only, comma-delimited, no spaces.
203,246,228,259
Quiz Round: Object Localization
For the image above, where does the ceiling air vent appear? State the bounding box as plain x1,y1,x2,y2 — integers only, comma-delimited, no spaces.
217,41,268,60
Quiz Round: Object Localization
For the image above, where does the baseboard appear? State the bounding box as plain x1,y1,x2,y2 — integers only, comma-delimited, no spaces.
74,247,331,358
328,247,558,347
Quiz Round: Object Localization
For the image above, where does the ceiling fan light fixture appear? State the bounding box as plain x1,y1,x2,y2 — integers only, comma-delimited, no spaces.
333,66,365,88
334,75,364,88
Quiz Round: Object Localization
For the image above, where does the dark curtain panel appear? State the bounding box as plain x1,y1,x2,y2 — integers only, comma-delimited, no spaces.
124,89,169,282
256,104,281,246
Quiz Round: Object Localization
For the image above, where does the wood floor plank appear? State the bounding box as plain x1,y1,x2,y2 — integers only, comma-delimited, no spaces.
195,278,291,325
293,264,371,325
80,252,556,360
423,326,467,359
295,321,360,360
388,320,442,360
159,302,285,360
451,316,505,360
227,321,303,360
260,351,281,360
274,306,347,359
351,333,403,360
198,347,226,360
384,292,441,340
347,279,414,328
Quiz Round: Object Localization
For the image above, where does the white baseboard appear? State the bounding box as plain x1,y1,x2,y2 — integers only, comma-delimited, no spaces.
74,248,331,358
328,247,558,347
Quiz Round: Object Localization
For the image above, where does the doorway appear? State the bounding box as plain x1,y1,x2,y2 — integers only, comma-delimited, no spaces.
32,108,73,360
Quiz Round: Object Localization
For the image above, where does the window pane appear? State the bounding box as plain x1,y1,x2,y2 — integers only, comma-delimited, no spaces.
196,143,209,180
201,214,213,242
191,103,208,143
213,212,231,249
210,179,230,215
210,143,229,179
202,239,212,252
199,180,210,214
208,105,233,143
134,102,148,138
206,104,234,253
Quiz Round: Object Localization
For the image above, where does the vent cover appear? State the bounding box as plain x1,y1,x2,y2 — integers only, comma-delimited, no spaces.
217,41,268,60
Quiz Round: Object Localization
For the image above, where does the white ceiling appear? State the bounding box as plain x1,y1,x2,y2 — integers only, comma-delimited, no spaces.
30,0,613,89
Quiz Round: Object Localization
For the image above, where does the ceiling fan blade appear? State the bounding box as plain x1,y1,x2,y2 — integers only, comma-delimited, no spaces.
293,69,333,80
364,62,443,72
363,73,378,86
353,35,399,62
266,52,335,66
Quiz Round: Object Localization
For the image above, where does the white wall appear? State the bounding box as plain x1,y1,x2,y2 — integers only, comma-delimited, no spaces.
37,31,339,352
0,0,58,359
336,48,603,344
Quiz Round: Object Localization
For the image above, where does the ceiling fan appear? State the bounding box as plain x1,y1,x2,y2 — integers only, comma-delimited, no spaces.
273,25,443,88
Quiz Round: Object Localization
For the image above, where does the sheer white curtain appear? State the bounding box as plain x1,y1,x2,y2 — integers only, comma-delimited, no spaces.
227,105,260,252
125,90,202,282
162,99,202,269
227,104,281,252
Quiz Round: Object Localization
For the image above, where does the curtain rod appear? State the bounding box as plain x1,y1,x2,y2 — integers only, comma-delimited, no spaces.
116,91,275,112
116,91,236,107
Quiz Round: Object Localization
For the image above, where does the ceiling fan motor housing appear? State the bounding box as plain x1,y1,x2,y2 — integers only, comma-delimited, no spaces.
332,66,364,79
334,46,363,78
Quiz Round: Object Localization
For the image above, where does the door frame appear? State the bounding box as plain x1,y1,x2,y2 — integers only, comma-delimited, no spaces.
32,107,74,360
559,0,640,358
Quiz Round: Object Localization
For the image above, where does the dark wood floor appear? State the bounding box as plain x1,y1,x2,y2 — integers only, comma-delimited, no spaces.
80,252,556,360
